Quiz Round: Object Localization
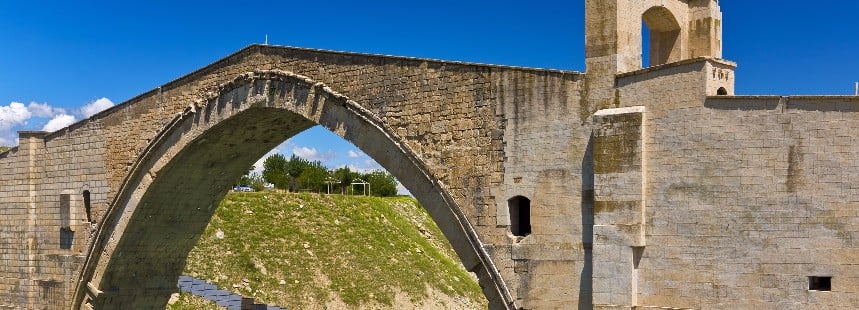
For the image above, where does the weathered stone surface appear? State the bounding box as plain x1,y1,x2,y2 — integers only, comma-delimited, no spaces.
2,1,859,309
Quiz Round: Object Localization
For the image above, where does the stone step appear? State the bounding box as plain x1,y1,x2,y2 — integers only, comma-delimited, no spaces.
177,275,286,310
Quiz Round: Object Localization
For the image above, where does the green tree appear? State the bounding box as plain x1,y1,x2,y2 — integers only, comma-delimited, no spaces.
285,154,312,192
263,154,289,189
333,167,355,195
296,161,329,192
0,146,9,153
363,170,398,197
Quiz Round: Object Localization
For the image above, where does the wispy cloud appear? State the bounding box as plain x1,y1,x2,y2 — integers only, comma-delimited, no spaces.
347,150,362,158
28,102,65,118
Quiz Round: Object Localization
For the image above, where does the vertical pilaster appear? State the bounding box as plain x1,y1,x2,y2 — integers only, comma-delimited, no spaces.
19,131,47,308
591,107,646,309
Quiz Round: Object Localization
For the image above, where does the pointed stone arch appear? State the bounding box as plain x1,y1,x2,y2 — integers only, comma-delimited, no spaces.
72,70,513,309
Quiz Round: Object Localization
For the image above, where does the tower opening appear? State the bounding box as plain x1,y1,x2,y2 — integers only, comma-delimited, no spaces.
642,6,681,67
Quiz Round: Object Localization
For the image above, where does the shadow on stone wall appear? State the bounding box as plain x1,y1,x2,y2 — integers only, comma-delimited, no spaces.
579,134,594,309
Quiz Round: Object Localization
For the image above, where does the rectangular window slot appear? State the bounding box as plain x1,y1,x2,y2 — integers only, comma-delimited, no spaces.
809,276,831,291
60,194,71,231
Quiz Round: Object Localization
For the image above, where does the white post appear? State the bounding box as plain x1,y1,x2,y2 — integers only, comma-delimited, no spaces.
854,82,858,96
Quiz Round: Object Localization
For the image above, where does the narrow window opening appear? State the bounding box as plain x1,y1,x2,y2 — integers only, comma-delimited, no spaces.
717,87,728,96
59,194,73,250
60,194,71,231
508,196,532,237
83,190,92,223
809,276,831,291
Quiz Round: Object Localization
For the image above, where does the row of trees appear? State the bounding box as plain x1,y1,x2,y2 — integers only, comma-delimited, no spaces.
237,154,399,197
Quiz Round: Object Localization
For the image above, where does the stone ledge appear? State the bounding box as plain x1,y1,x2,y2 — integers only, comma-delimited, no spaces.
616,57,736,80
594,106,646,116
705,95,859,111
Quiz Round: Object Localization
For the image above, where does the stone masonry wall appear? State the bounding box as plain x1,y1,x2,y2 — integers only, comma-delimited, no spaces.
494,69,588,309
2,0,859,306
0,45,587,308
0,125,106,308
634,96,859,309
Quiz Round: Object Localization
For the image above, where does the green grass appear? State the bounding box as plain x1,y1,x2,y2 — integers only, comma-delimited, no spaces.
179,191,486,309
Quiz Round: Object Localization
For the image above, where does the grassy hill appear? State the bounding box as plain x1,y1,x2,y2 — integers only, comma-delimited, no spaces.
168,191,486,309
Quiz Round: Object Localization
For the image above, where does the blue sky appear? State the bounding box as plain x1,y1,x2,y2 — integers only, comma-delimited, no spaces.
1,1,858,189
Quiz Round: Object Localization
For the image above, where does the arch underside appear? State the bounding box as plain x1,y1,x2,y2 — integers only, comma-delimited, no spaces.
76,71,511,309
88,108,311,306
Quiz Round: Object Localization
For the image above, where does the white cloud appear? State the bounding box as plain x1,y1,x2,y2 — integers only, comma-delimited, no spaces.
0,102,33,146
293,146,318,158
0,102,32,131
80,97,114,118
347,150,362,158
42,114,76,132
28,102,65,118
293,146,335,162
0,98,115,147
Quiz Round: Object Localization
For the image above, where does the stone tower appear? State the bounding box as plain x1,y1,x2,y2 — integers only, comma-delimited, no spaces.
582,0,729,127
585,0,724,74
583,1,729,309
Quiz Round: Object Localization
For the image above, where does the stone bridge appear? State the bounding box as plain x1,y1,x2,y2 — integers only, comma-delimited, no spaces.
4,0,859,309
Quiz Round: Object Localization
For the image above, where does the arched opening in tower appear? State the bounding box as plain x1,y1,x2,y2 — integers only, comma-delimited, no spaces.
642,6,682,67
